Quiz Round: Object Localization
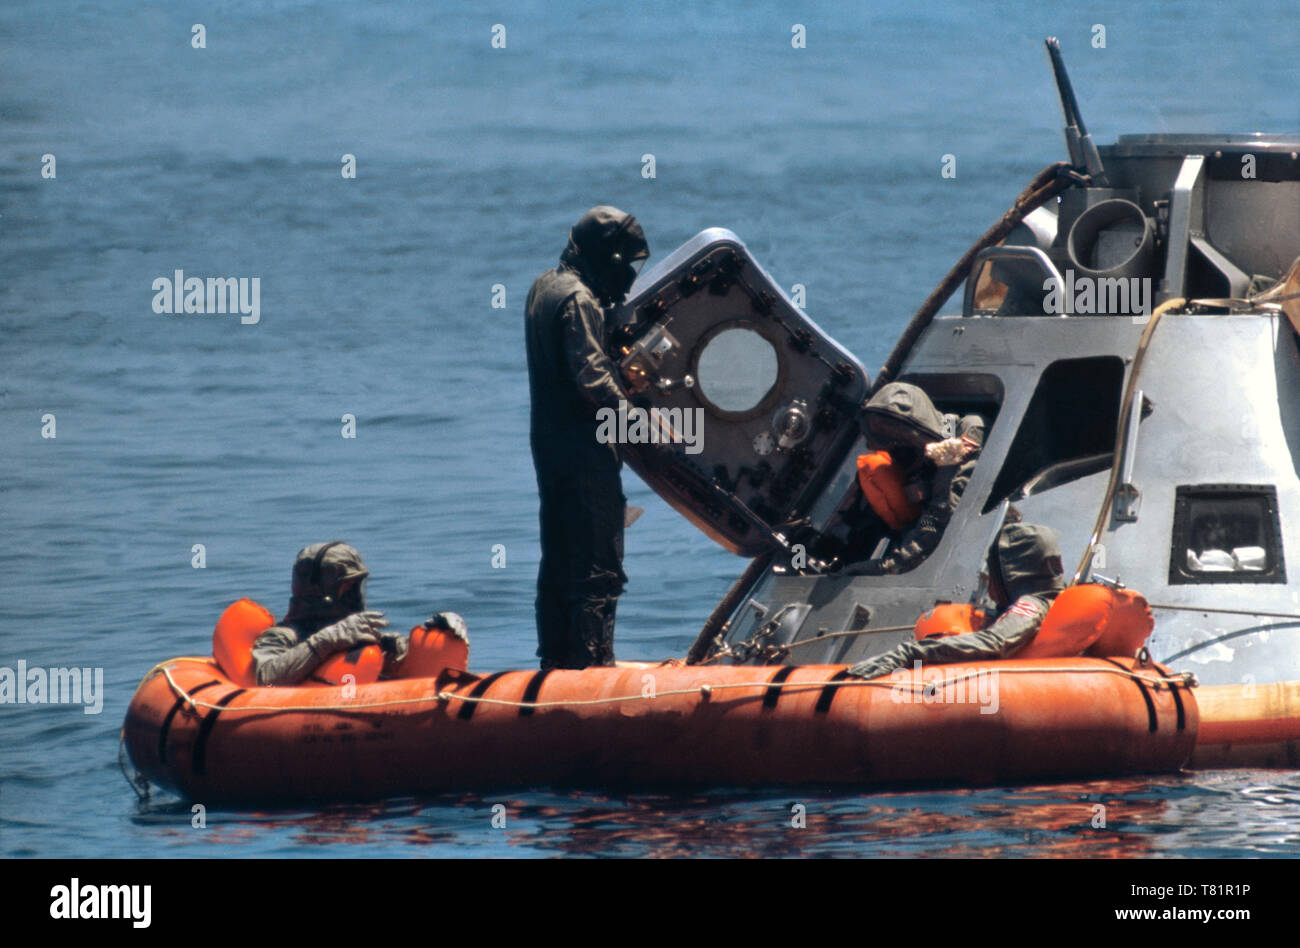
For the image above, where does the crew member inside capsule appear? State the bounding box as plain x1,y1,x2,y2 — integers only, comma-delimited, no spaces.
845,519,1065,679
840,382,985,575
251,541,468,686
524,206,651,669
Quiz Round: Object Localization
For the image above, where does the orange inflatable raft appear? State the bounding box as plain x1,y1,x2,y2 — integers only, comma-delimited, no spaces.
122,597,1204,804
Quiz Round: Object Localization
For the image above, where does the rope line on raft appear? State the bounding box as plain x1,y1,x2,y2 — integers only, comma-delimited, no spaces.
149,656,1195,716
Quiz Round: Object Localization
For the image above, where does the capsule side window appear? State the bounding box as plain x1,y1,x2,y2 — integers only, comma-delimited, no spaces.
1169,485,1286,585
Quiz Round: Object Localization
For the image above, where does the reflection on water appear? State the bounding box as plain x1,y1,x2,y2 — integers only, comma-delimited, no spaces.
128,772,1300,857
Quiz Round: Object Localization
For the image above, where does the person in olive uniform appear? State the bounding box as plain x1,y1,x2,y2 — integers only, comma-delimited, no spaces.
843,381,986,575
845,521,1065,679
525,206,650,669
251,541,467,686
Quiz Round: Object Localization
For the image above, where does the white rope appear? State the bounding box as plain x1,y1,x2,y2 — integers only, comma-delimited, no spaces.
148,657,1194,717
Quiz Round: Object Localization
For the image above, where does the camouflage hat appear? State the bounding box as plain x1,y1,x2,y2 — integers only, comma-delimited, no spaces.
290,541,369,601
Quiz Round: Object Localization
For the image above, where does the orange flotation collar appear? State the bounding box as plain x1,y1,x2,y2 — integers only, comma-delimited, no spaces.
856,450,921,530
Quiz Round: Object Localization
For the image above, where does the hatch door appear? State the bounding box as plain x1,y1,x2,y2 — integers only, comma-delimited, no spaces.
610,229,870,556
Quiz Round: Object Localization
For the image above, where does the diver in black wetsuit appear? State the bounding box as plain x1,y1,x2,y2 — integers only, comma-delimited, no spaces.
524,206,650,669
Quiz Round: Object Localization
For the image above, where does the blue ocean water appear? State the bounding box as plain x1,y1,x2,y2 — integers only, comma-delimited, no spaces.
2,0,1298,858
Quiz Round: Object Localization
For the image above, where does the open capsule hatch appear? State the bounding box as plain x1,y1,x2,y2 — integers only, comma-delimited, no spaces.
610,229,870,556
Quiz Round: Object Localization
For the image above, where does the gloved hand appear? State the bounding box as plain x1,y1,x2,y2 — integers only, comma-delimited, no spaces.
425,610,470,643
309,611,389,655
651,439,684,462
924,435,979,466
622,368,652,396
629,437,680,468
846,656,896,680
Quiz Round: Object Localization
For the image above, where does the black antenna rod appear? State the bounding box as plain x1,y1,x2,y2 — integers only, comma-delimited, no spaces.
1045,37,1108,185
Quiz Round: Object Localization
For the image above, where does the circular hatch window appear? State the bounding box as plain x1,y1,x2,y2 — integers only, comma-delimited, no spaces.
693,325,780,416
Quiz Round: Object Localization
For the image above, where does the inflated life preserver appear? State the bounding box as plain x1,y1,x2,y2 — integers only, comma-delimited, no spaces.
913,603,990,641
1085,588,1154,658
1016,584,1154,659
211,599,383,687
310,644,384,687
910,586,1154,659
398,622,470,679
856,451,921,530
212,599,274,687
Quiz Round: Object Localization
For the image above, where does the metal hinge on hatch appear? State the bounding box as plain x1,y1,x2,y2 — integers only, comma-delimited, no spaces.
619,323,693,394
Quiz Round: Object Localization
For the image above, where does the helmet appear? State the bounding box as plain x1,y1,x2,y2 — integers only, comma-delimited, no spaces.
561,205,650,306
284,541,370,626
986,522,1065,607
860,382,950,469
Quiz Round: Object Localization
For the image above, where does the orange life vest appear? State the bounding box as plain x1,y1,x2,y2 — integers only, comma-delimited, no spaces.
211,598,383,687
910,586,1154,659
856,451,921,530
399,623,470,678
310,644,384,686
1084,588,1155,659
913,602,990,641
1018,584,1154,659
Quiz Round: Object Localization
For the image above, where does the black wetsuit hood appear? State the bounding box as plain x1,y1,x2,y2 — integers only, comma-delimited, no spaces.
560,205,649,307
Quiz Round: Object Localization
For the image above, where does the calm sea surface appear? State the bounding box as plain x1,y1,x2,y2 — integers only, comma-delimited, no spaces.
3,0,1299,857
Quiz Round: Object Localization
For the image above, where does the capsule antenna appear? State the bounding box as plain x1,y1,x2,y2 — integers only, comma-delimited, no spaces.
1045,37,1108,186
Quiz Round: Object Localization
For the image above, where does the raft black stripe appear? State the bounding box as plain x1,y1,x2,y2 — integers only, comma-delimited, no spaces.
762,665,797,709
518,670,552,717
456,671,510,721
815,670,852,714
1099,658,1157,733
1160,663,1188,731
157,680,221,765
191,689,246,777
